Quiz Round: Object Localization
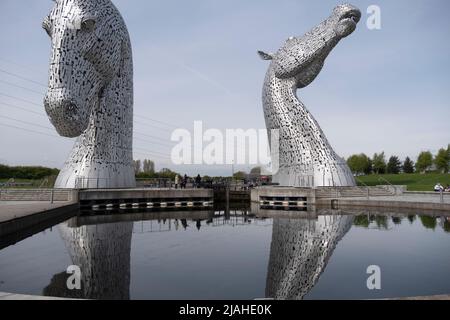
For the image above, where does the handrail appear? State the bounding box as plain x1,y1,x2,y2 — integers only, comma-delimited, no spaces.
355,177,370,199
38,178,49,189
0,188,71,203
136,178,173,189
75,176,109,189
377,176,397,194
3,178,14,188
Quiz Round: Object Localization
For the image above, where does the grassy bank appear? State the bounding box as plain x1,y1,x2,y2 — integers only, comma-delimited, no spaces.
0,178,55,189
356,173,450,191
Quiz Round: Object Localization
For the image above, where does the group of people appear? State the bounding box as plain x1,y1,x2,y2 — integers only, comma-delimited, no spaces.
174,174,202,189
434,183,450,192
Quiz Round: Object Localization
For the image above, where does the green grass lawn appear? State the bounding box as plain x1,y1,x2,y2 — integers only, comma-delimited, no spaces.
356,173,450,191
0,178,55,189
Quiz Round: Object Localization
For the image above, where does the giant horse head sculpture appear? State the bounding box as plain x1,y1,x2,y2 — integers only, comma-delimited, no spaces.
43,0,135,188
259,4,360,187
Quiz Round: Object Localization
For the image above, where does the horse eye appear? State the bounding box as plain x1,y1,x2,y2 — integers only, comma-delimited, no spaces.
81,18,96,32
42,16,52,37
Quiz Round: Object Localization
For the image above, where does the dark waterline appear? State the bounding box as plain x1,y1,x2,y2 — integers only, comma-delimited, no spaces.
0,208,449,300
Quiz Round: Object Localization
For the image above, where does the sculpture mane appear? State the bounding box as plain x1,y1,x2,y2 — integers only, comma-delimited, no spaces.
259,4,360,187
43,0,135,188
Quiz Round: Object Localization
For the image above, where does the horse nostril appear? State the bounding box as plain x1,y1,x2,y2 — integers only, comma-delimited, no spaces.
62,100,78,114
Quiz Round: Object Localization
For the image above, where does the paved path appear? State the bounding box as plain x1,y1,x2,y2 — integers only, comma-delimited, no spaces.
318,192,450,212
0,201,75,223
386,294,450,300
0,291,76,300
1,290,448,300
348,193,450,204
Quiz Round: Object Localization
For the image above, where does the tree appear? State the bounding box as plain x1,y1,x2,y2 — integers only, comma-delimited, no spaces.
157,168,179,179
420,216,437,230
402,157,415,173
136,168,180,180
364,157,373,175
386,156,401,174
392,217,402,225
233,171,247,180
443,219,450,233
434,146,449,173
372,152,386,174
374,215,388,229
353,215,370,228
407,215,416,224
347,154,371,175
143,159,155,174
0,165,59,180
347,155,361,175
416,151,433,173
133,160,141,175
250,167,261,175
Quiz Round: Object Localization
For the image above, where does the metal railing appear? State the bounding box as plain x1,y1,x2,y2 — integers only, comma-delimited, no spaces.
355,177,370,199
38,178,49,189
74,177,109,189
135,178,173,189
377,176,398,195
0,188,72,203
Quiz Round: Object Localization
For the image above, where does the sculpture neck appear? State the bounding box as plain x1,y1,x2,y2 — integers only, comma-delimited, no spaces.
81,89,133,165
262,72,306,124
55,57,135,189
264,73,335,151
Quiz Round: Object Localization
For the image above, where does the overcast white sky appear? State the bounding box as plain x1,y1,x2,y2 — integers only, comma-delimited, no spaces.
0,0,449,176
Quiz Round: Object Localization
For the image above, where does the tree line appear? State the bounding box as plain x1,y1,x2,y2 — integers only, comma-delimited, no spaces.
346,145,449,175
133,159,184,180
0,164,60,180
133,159,155,175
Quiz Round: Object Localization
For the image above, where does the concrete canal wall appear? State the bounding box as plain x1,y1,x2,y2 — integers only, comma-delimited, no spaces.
251,186,450,212
0,188,214,239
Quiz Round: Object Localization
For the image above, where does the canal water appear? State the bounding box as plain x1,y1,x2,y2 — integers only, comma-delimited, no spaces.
0,208,449,299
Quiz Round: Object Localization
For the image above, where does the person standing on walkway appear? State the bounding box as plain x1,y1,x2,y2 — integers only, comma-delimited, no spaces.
174,174,179,189
182,174,188,189
195,174,201,188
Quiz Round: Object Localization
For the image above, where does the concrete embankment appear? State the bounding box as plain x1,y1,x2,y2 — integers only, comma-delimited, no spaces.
251,186,450,212
0,291,79,300
0,188,214,243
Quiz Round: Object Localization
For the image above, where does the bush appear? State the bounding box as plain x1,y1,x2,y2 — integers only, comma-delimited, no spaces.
0,164,59,180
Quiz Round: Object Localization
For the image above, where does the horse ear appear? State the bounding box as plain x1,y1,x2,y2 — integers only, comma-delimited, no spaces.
258,51,273,60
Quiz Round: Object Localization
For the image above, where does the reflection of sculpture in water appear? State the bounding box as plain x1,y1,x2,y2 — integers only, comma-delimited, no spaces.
44,222,133,299
266,215,353,299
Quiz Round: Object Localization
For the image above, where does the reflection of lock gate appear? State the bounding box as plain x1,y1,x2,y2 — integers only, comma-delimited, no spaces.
131,216,273,233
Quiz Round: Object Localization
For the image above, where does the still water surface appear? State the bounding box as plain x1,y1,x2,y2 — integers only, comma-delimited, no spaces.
0,208,449,299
